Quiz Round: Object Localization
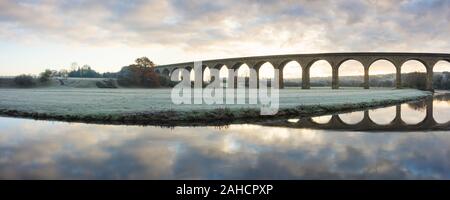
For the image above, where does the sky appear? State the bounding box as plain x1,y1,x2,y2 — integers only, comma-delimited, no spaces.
1,0,450,77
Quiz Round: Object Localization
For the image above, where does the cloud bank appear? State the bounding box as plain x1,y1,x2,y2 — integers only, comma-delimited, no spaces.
0,0,449,74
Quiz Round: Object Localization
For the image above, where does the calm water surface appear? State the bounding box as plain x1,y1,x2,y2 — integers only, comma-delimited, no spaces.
0,94,450,179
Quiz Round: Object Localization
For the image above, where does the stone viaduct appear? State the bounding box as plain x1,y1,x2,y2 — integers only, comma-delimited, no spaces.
154,52,450,90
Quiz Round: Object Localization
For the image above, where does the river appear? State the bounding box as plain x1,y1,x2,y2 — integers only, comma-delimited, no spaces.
0,93,449,179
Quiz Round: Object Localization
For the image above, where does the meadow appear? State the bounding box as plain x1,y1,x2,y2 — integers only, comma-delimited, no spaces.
0,87,431,125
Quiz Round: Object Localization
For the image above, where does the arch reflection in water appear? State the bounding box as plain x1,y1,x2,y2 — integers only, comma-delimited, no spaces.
339,111,364,125
369,106,397,125
433,93,450,124
401,101,427,125
311,115,332,124
288,118,300,123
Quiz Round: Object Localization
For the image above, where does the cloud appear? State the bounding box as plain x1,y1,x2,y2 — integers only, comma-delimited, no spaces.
0,0,449,72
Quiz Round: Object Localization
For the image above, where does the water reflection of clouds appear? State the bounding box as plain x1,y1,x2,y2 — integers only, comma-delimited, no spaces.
0,118,450,179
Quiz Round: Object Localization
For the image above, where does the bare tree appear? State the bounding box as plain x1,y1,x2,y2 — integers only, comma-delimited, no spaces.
71,62,79,71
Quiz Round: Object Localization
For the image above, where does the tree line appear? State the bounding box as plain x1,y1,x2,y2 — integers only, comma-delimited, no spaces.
11,57,176,88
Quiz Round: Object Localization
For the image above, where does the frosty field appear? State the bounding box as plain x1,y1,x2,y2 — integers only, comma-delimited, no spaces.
0,88,431,125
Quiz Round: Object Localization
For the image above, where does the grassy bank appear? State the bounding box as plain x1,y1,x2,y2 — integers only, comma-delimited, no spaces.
0,77,118,88
0,88,431,126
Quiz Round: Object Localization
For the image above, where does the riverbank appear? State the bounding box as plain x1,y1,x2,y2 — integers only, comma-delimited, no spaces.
0,88,431,126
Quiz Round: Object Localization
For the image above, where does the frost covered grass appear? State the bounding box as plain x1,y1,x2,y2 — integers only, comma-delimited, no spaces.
0,88,431,125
